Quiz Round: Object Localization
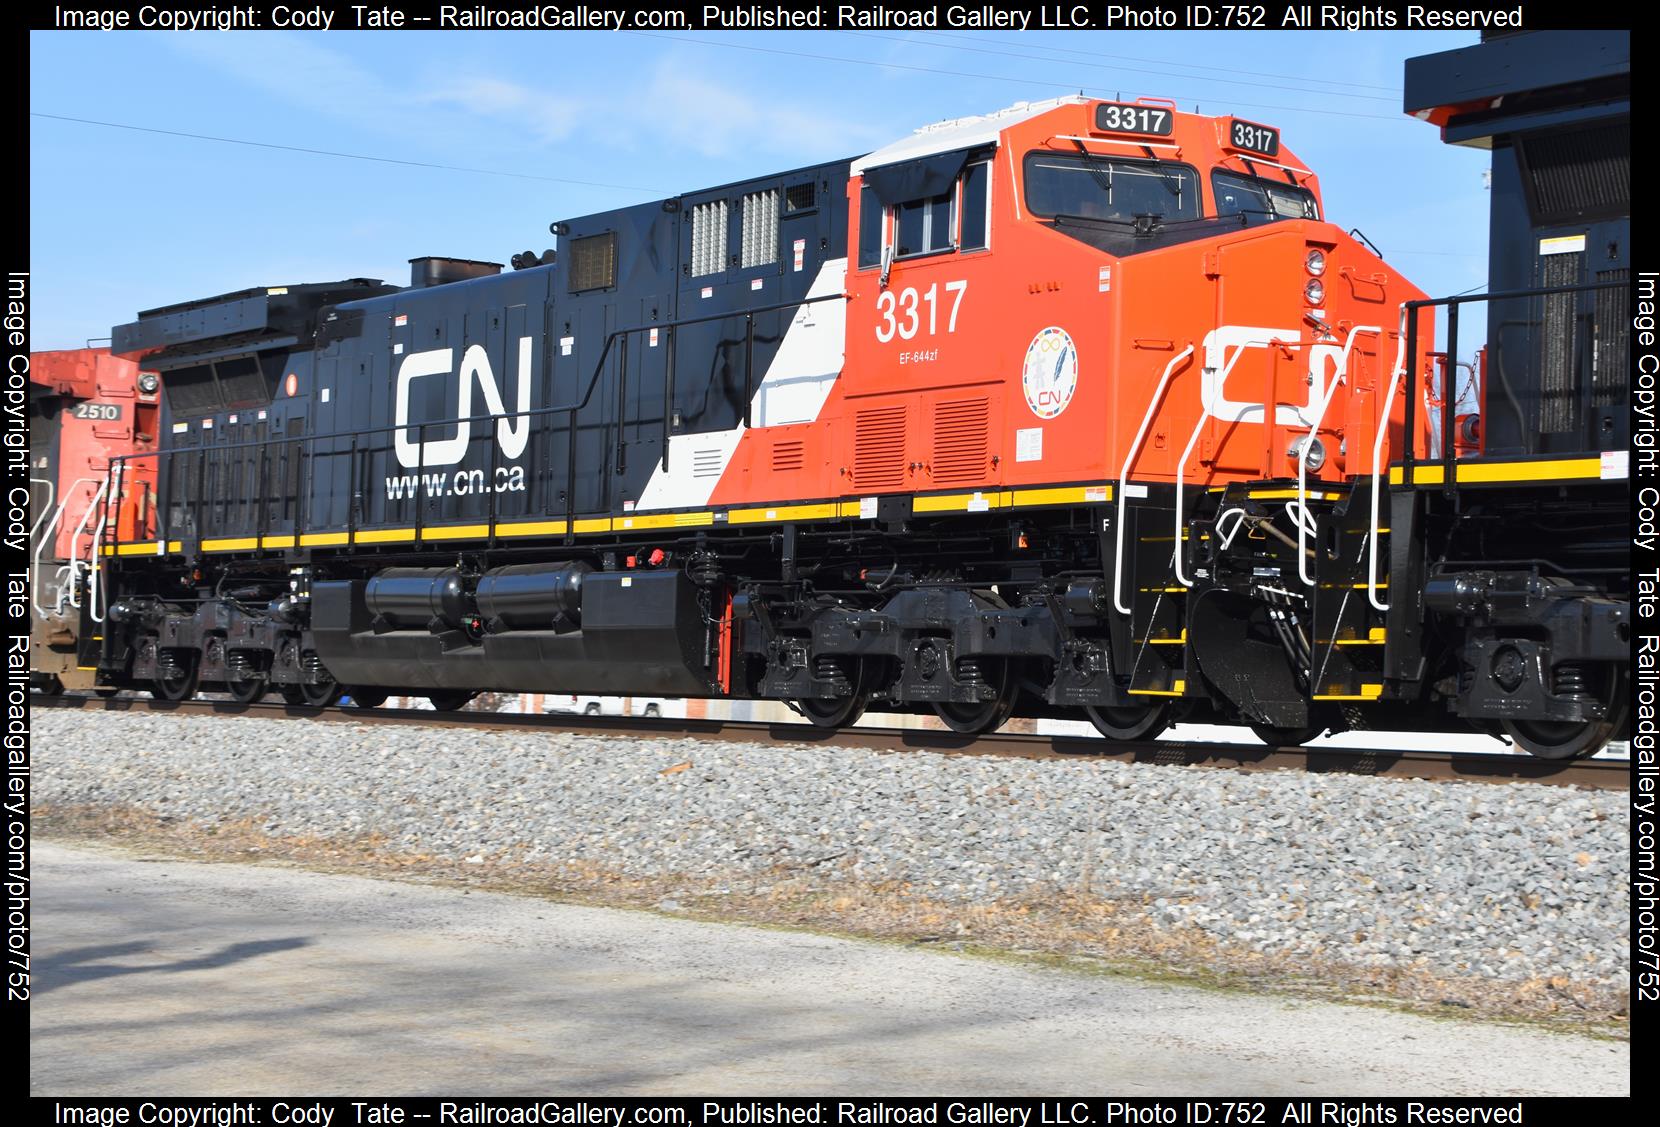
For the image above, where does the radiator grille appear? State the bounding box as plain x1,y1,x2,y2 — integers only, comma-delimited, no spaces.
854,406,907,490
690,201,728,278
931,398,989,485
741,189,779,268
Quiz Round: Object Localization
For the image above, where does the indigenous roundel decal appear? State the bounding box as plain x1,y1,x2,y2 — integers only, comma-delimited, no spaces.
1022,326,1078,420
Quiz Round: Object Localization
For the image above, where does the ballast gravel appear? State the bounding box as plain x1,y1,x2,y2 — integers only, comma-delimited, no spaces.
35,709,1627,997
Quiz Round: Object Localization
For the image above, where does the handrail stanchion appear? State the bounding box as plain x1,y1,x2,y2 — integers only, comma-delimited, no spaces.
1113,344,1194,616
1367,308,1411,613
1173,343,1251,588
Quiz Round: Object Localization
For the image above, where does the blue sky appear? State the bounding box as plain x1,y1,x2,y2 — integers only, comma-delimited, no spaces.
29,29,1487,350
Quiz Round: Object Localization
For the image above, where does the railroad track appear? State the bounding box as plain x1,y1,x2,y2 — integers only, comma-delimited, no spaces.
34,693,1630,790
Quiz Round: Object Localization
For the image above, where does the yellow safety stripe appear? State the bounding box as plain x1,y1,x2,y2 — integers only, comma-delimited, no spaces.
1389,457,1604,486
1313,683,1385,701
1129,679,1187,697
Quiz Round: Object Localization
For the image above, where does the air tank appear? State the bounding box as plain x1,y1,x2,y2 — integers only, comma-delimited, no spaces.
475,562,592,630
365,568,466,630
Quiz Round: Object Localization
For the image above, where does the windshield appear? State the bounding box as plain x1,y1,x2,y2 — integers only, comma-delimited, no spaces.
1023,152,1200,224
1211,170,1319,225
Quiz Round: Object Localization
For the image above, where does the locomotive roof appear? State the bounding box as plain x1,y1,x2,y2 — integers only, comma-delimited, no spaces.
849,95,1090,175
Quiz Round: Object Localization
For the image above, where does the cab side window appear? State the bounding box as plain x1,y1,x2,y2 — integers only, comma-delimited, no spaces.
857,156,992,269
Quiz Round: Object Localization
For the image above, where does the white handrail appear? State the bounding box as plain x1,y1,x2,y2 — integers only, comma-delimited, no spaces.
1173,342,1253,587
1214,507,1247,550
1295,325,1381,585
27,476,55,616
1367,308,1412,612
88,463,122,625
1112,344,1195,615
65,478,109,610
31,476,99,617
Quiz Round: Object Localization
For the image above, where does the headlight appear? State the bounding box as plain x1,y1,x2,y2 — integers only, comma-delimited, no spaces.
138,373,159,394
1305,249,1326,276
1304,278,1325,305
1288,435,1327,471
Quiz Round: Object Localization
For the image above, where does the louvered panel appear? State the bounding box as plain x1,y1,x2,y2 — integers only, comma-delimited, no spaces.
771,439,804,472
692,448,726,479
854,406,907,490
931,398,989,485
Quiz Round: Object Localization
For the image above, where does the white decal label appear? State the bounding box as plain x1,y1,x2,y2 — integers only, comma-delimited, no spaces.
859,496,877,519
1601,450,1629,479
559,336,574,356
1022,326,1078,420
620,576,632,588
228,414,238,424
649,328,659,348
750,278,764,291
966,492,990,513
394,314,409,327
319,389,330,403
1098,266,1111,292
701,286,713,299
201,417,213,428
1084,486,1108,502
1016,427,1043,462
1539,234,1587,256
1124,483,1149,499
393,343,404,355
793,238,806,272
171,422,188,434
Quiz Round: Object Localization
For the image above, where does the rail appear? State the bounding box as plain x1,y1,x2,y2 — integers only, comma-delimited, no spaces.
1172,340,1253,587
32,693,1632,790
1295,324,1380,586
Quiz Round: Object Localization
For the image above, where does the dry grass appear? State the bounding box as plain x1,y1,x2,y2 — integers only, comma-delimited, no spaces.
36,802,1628,1038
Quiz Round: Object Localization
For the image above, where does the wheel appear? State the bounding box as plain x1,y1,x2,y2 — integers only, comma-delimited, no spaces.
225,674,267,704
428,690,475,712
1083,701,1170,742
1250,722,1328,747
34,674,64,697
642,703,661,718
94,687,120,699
796,658,871,729
583,702,602,715
1499,665,1627,760
931,659,1018,735
150,652,200,702
348,688,390,709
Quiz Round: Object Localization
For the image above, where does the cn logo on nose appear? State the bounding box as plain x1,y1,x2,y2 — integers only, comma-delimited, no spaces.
394,338,532,469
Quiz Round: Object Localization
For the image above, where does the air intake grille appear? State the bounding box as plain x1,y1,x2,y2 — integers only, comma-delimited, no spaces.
854,406,907,490
1593,268,1629,407
771,439,804,472
1537,252,1581,434
786,183,816,212
690,201,728,278
931,398,989,485
1521,125,1629,223
741,189,779,268
568,232,617,293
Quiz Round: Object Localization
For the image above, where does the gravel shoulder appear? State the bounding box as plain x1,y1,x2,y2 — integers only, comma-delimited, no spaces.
30,840,1630,1095
34,709,1630,1031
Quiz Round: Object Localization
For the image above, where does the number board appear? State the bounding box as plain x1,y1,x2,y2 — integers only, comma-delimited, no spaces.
1094,102,1174,137
71,402,124,421
1225,118,1280,157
